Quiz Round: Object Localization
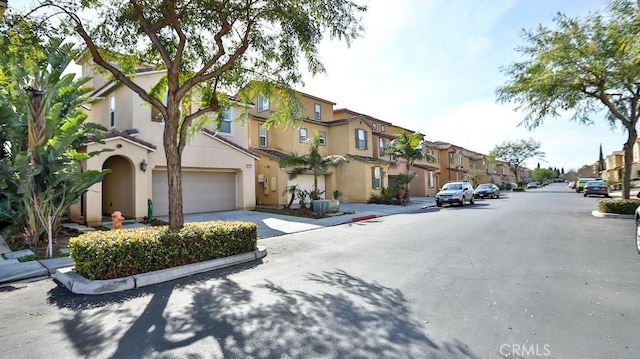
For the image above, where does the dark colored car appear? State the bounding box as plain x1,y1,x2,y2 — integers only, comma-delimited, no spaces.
583,180,609,197
474,183,500,199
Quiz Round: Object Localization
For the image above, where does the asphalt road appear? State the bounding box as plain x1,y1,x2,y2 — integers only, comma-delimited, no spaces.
0,183,638,358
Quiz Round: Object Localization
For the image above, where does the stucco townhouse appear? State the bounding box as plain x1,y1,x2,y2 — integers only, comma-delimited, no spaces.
68,60,260,226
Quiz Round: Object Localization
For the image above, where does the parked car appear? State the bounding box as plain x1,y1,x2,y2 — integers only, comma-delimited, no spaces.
576,178,600,193
435,181,475,207
568,181,576,189
635,192,640,255
583,180,610,197
474,183,500,199
526,181,539,189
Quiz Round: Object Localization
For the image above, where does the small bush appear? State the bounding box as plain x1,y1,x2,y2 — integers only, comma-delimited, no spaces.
597,198,640,215
512,187,525,192
69,221,257,280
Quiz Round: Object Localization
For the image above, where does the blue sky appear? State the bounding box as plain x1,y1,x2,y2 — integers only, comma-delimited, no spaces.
9,0,625,171
300,0,624,171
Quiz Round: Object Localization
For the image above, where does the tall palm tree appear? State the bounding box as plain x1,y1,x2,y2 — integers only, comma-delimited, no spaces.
383,130,433,204
279,130,349,199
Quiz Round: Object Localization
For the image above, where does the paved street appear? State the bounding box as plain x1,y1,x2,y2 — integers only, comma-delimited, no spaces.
0,183,639,358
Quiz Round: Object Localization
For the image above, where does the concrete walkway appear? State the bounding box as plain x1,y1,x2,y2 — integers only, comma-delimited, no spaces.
0,197,436,286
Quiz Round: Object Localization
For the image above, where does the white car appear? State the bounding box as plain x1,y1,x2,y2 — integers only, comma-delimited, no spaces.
435,181,475,207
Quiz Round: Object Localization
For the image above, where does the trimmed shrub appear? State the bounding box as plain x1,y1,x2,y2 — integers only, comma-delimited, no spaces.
597,198,640,215
512,187,525,192
69,221,258,280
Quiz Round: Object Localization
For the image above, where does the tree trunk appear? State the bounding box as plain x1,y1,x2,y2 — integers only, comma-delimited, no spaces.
164,118,184,230
622,125,637,200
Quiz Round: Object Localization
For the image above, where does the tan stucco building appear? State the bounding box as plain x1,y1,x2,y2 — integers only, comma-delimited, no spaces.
69,61,259,226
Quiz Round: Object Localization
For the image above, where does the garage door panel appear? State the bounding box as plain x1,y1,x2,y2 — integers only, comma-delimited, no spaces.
152,170,236,216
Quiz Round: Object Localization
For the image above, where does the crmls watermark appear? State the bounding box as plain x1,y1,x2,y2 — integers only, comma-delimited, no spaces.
499,344,551,357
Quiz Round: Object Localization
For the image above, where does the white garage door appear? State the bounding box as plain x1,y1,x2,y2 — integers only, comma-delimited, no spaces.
152,170,236,216
288,175,325,196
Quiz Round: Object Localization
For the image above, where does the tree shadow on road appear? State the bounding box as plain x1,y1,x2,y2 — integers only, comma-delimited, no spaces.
48,267,479,358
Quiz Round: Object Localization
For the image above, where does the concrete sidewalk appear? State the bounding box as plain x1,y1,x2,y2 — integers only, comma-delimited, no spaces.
0,197,436,286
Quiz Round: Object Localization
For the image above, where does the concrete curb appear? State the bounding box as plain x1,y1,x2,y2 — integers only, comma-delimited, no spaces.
52,246,267,295
591,210,634,219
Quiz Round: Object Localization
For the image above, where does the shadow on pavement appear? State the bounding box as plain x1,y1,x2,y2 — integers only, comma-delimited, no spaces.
47,267,480,358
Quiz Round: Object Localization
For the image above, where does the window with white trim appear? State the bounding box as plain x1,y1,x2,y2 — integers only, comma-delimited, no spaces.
372,122,377,130
381,125,385,132
314,103,321,120
257,95,269,112
428,171,435,188
458,155,463,168
372,166,382,189
299,128,308,142
218,108,231,134
259,126,267,147
355,128,367,150
319,131,326,146
379,138,385,155
109,95,116,128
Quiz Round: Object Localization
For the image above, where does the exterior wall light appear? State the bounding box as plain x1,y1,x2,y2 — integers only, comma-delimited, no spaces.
140,159,148,172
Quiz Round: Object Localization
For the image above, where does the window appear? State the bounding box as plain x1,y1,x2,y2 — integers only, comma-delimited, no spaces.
355,128,367,150
109,95,116,128
259,126,267,147
319,131,326,146
379,138,385,155
428,172,435,188
372,122,377,130
425,149,434,162
82,64,90,77
218,108,231,134
372,166,382,189
458,155,463,168
314,103,321,120
151,93,168,123
381,125,385,132
257,95,269,112
299,128,308,142
448,152,454,164
469,159,475,170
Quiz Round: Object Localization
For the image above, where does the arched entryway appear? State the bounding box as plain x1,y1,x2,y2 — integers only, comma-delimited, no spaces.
102,155,135,218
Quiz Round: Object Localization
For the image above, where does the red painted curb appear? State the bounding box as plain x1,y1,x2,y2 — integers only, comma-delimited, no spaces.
351,214,377,222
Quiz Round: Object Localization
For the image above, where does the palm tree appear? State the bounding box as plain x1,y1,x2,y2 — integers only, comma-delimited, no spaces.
279,130,349,200
383,130,434,204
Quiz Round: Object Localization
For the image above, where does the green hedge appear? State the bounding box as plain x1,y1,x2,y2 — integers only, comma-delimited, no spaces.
597,199,640,215
513,187,525,192
69,221,258,280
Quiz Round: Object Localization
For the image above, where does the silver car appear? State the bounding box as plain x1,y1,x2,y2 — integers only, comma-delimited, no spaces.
436,181,475,207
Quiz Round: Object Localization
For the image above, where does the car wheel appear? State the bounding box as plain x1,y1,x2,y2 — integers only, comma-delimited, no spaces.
583,193,587,197
436,201,442,207
459,199,465,207
470,196,474,205
496,193,499,199
636,217,640,255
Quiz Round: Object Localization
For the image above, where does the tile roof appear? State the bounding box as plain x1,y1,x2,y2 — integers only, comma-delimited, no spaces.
201,128,261,159
103,129,157,151
249,147,289,161
413,163,440,172
347,154,390,164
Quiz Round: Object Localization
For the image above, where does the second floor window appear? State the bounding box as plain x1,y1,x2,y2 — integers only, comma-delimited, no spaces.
458,155,463,168
381,125,385,132
372,122,377,130
259,126,267,147
319,131,326,146
379,138,385,155
299,128,308,142
257,95,269,112
218,108,231,134
355,128,367,150
109,95,116,128
314,103,321,120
